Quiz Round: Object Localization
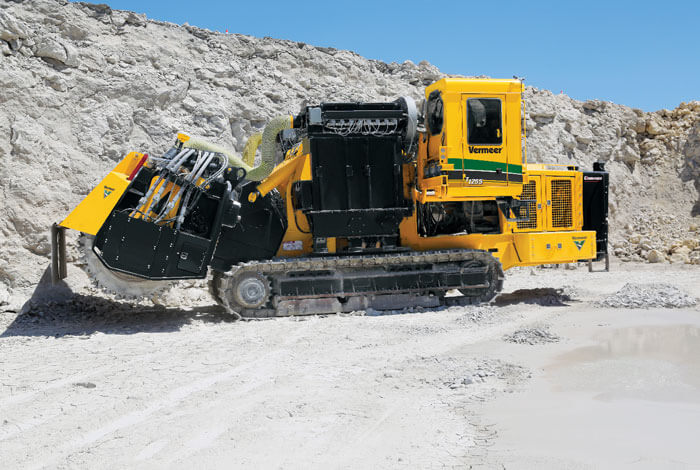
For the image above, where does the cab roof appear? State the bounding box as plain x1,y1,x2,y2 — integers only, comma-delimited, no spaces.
427,78,523,96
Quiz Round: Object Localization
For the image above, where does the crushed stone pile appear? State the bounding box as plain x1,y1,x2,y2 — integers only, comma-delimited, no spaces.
453,305,497,325
597,283,698,309
0,0,698,306
503,326,560,345
443,359,530,390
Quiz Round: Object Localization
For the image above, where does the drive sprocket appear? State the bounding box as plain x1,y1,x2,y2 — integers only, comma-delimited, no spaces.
211,269,271,319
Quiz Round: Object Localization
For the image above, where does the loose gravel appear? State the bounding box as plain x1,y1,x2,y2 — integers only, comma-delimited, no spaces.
597,283,698,309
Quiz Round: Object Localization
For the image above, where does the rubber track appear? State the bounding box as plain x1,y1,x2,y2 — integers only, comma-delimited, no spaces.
212,249,504,318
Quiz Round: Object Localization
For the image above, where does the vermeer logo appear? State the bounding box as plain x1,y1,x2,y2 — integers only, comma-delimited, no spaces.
572,236,586,250
468,146,502,154
103,186,115,198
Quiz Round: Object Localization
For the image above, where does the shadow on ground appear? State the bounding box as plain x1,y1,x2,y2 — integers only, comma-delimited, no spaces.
494,288,575,307
1,298,232,338
1,268,233,338
2,269,579,338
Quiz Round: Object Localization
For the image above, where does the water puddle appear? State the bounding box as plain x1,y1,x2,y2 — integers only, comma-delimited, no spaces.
548,324,700,403
482,321,700,466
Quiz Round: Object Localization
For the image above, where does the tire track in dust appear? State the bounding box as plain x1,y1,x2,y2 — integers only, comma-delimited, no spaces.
133,438,169,462
0,343,196,442
25,323,312,470
0,367,110,411
315,309,556,467
0,336,192,413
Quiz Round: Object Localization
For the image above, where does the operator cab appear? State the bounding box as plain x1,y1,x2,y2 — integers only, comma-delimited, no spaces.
418,78,524,201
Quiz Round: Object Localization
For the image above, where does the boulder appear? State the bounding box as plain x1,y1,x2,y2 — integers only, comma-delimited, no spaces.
582,100,606,112
0,10,29,42
682,239,699,250
672,245,692,256
559,130,577,151
646,117,666,135
34,36,68,64
617,144,640,164
566,121,593,145
647,249,665,263
669,252,690,264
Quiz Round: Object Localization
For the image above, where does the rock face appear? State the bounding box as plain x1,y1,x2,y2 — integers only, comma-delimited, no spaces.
0,0,698,301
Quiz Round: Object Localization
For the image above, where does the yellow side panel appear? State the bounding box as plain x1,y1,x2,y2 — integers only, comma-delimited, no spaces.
398,214,522,270
113,152,146,175
60,152,144,235
513,231,596,265
60,172,130,235
275,154,313,258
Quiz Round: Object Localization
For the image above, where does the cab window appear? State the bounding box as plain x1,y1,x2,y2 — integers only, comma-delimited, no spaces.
467,98,502,145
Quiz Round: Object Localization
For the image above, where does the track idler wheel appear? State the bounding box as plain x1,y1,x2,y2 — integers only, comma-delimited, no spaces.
213,270,271,318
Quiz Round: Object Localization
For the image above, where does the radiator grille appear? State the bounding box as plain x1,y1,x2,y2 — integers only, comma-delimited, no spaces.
551,179,573,228
516,181,538,229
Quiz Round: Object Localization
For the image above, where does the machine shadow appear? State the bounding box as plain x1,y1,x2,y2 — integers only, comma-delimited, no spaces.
1,298,232,338
493,288,576,307
1,268,234,338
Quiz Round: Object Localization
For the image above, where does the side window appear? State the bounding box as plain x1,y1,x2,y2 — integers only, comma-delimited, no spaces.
467,98,502,145
426,90,444,135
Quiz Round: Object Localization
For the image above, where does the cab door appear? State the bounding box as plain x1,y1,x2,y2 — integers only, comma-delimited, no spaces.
461,95,508,186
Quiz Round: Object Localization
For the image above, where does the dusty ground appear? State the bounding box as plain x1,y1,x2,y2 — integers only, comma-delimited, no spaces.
1,261,699,469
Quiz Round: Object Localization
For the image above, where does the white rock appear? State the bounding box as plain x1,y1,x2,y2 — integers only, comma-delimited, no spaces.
682,239,699,250
34,36,68,64
646,250,665,263
646,117,666,135
0,10,29,42
669,252,690,264
616,144,640,164
582,100,606,112
672,245,691,256
566,121,594,144
559,130,577,151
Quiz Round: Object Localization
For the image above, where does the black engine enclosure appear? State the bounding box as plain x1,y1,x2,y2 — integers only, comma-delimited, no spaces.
294,102,412,243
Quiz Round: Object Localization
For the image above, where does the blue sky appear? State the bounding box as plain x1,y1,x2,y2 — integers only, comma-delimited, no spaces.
80,0,698,111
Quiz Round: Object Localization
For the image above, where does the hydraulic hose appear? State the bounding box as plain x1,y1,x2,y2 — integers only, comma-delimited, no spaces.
155,151,212,223
246,115,292,181
242,133,262,167
176,116,292,185
134,148,194,218
182,137,252,172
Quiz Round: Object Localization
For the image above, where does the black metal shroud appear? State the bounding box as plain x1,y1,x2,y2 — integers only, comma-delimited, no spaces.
582,164,609,261
92,166,243,280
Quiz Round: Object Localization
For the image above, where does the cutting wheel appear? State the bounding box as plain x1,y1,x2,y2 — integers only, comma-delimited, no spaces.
79,234,171,300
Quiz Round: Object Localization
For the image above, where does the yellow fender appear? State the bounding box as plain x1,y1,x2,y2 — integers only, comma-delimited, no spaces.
60,152,147,235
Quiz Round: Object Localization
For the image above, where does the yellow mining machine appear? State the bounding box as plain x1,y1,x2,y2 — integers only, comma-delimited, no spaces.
51,78,609,318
